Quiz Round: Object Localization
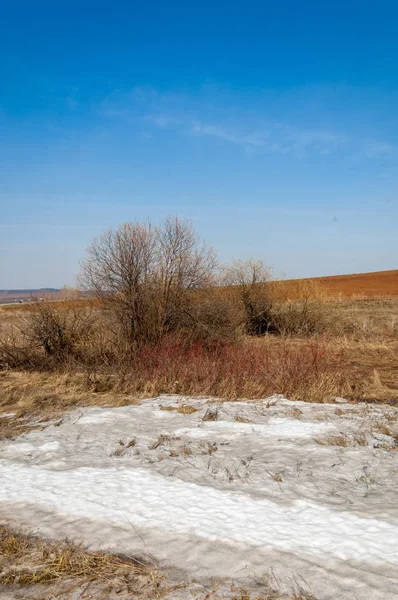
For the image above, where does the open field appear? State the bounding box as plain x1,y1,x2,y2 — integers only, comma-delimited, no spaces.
1,295,398,402
282,269,398,298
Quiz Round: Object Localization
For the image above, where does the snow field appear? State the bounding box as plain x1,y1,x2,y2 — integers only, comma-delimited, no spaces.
0,395,397,599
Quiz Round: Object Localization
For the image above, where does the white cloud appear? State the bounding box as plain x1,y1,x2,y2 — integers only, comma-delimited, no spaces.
186,120,348,157
102,86,395,160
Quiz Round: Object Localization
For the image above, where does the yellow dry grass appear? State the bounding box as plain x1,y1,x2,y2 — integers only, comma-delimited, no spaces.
0,525,168,597
0,297,397,442
0,370,141,441
0,525,319,599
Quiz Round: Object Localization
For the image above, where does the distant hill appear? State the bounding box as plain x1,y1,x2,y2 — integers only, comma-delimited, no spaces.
1,270,397,305
0,288,59,294
0,289,61,304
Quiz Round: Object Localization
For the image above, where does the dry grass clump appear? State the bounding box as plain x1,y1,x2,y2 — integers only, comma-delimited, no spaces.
177,404,198,414
374,422,393,436
149,434,181,450
285,407,303,420
234,414,253,423
0,525,167,598
203,406,219,421
159,405,198,414
315,432,368,447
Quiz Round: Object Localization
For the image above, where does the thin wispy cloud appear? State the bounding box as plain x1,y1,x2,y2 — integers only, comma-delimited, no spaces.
363,140,395,157
102,86,396,160
149,115,182,128
149,114,349,157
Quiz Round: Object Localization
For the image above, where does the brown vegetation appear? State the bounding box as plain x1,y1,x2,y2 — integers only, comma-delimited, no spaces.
0,219,397,424
0,525,169,598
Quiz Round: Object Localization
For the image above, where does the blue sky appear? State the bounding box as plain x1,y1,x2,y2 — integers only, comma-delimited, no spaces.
1,1,397,288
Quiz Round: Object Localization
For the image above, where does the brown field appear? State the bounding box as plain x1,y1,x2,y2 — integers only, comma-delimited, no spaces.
283,269,398,299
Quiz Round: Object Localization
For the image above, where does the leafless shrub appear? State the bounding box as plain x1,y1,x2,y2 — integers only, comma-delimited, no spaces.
374,422,393,436
0,299,96,369
182,444,193,456
223,259,274,335
222,266,334,338
268,280,334,337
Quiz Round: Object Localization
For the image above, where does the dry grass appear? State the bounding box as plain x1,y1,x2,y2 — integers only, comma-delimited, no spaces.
0,525,168,597
203,407,219,421
0,370,141,441
159,405,198,414
1,297,397,431
149,434,181,450
0,337,378,445
315,432,368,447
256,334,398,403
234,414,253,423
0,525,320,600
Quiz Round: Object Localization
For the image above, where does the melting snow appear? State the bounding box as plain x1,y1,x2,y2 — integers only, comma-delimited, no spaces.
0,396,397,600
175,417,330,439
0,463,396,565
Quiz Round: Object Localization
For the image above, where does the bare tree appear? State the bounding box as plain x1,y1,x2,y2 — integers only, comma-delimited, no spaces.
155,216,217,335
223,259,273,335
79,222,156,347
79,217,217,348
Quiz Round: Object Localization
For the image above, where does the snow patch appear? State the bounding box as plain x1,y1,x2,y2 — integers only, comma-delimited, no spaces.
175,418,332,439
1,397,397,600
0,463,396,566
39,442,60,452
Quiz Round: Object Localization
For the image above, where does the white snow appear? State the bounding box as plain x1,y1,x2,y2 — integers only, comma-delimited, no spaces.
175,417,331,439
0,463,396,565
1,396,397,600
39,441,60,452
4,442,35,454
